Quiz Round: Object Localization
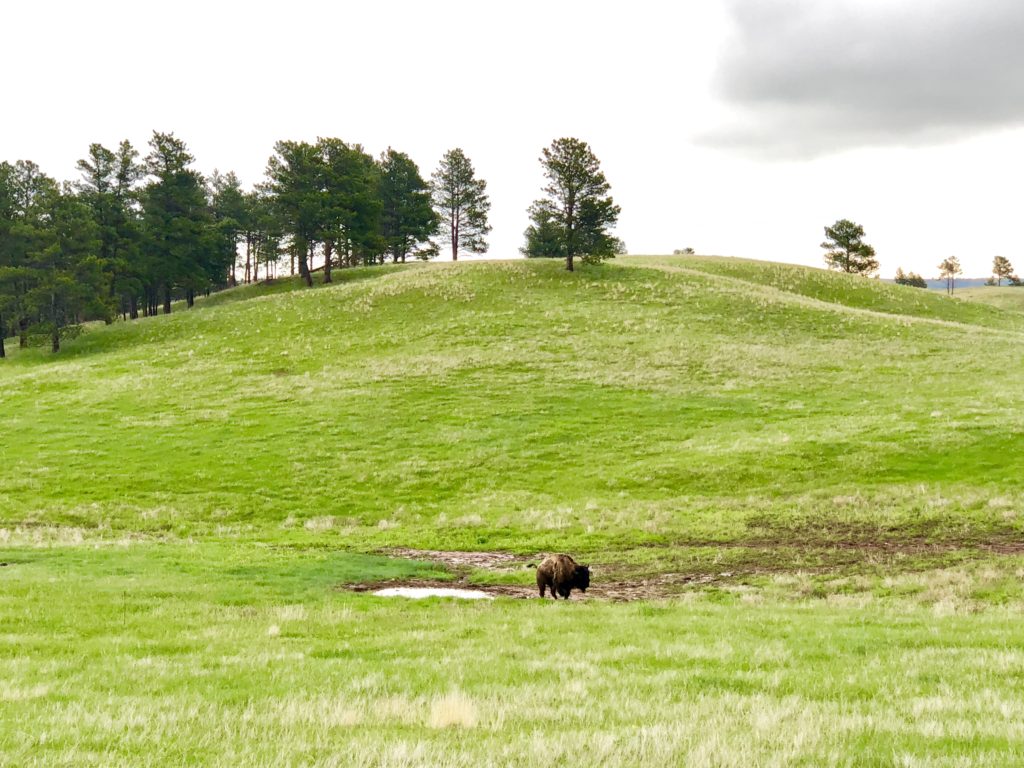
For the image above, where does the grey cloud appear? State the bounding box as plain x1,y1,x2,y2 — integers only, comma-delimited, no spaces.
704,0,1024,158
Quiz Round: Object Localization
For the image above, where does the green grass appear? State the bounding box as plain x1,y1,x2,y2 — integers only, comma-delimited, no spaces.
957,286,1024,313
2,255,1024,764
3,544,1024,767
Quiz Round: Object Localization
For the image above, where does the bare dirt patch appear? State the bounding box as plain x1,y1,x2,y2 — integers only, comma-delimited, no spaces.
385,548,527,571
357,549,728,601
349,573,721,602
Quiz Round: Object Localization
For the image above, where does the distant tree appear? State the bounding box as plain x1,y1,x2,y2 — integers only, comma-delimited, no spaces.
378,149,437,264
24,188,107,352
0,161,20,357
140,132,221,312
209,170,248,287
318,138,381,275
612,238,627,256
264,140,323,287
821,219,878,275
523,138,620,271
673,247,695,255
1010,274,1023,287
894,267,927,288
992,255,1014,286
431,149,491,261
0,160,60,348
938,256,962,295
76,140,144,319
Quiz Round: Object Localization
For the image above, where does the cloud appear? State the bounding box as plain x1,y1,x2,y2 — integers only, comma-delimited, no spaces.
704,0,1024,158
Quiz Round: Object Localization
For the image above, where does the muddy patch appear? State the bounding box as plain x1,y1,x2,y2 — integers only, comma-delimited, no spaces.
351,575,720,602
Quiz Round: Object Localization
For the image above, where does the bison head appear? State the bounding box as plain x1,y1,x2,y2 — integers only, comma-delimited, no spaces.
575,564,590,592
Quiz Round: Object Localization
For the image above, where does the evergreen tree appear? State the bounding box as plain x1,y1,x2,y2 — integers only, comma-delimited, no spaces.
894,267,927,288
75,140,144,319
523,138,620,271
140,132,220,311
0,161,60,348
821,219,878,275
938,256,962,295
378,149,437,263
521,201,563,259
431,149,491,261
317,139,381,277
22,187,106,352
210,170,248,286
264,141,323,287
992,255,1014,286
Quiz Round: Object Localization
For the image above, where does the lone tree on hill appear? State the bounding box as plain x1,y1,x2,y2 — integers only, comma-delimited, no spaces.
523,138,620,271
992,255,1014,286
938,256,962,295
821,219,878,275
894,267,927,288
431,149,491,261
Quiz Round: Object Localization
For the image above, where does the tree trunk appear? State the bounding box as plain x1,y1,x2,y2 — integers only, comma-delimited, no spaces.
451,217,458,261
566,253,574,272
19,317,28,349
290,249,295,276
0,313,5,358
129,294,138,320
323,240,333,284
163,285,172,315
186,289,195,308
245,237,252,284
51,328,60,353
299,243,313,287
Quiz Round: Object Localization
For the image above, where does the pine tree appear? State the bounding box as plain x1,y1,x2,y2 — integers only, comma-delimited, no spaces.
264,141,323,287
431,149,491,261
992,256,1014,286
140,132,219,311
317,139,381,277
523,138,620,271
210,170,248,287
938,256,962,295
379,149,437,263
821,220,878,275
75,140,144,319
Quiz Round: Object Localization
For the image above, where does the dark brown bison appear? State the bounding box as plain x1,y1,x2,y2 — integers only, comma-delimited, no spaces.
536,554,590,599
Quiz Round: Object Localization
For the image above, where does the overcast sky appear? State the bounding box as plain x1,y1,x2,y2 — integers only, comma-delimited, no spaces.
4,0,1023,277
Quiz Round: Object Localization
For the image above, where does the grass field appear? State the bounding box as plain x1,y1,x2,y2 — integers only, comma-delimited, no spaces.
957,285,1024,313
2,255,1023,765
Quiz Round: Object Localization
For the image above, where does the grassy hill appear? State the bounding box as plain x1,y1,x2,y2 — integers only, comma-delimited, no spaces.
958,285,1024,312
2,256,1024,765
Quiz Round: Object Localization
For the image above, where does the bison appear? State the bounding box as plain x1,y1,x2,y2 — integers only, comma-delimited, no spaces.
536,554,590,599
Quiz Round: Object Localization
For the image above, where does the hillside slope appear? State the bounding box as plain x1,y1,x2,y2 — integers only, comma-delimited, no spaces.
1,256,1022,568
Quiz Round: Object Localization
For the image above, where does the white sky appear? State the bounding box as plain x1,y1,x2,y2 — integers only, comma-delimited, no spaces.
3,0,1022,278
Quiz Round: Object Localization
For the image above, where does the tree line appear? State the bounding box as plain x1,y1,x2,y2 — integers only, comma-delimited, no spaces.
820,218,1017,294
0,133,620,355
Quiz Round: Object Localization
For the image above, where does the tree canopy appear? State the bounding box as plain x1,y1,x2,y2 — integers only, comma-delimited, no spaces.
894,267,927,289
431,149,491,262
992,256,1014,286
938,256,962,295
821,219,878,276
522,138,620,272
